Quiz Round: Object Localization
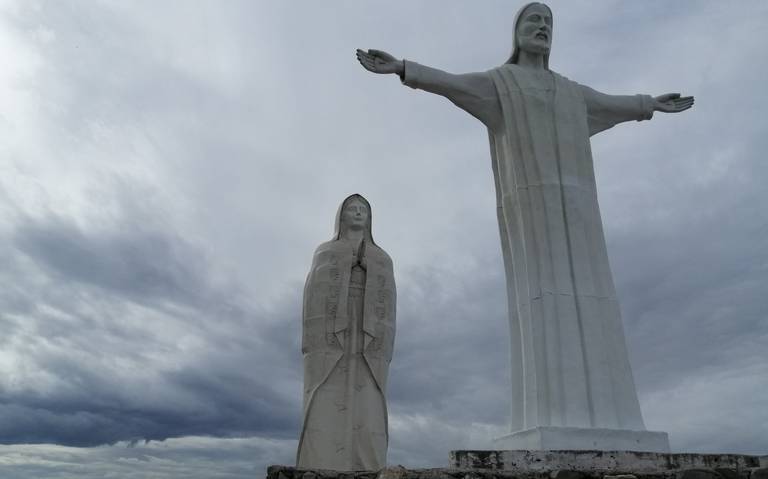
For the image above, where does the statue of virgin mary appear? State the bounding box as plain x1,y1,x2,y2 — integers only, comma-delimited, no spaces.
297,194,396,471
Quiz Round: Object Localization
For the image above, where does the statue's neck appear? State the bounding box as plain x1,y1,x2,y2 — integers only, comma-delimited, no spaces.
342,228,365,241
516,50,546,70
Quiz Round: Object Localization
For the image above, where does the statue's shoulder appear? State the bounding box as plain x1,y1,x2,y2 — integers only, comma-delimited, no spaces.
489,63,516,77
312,240,342,261
551,69,566,79
550,70,572,82
314,240,336,251
380,248,394,267
368,244,394,269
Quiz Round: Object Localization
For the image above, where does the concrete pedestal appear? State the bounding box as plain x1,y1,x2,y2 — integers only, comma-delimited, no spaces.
450,450,766,473
493,427,670,453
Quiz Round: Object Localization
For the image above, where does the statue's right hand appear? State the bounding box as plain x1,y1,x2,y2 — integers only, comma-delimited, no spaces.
356,49,404,76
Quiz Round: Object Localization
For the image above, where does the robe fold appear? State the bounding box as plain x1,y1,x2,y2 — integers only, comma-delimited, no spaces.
403,60,653,432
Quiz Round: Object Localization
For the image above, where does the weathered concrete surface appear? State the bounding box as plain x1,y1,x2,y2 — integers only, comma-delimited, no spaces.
494,427,670,453
450,450,764,473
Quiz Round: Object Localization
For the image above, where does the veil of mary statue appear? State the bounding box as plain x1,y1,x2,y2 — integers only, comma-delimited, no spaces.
357,2,692,450
297,194,396,470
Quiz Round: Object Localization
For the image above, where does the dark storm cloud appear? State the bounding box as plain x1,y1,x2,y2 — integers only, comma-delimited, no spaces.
0,211,303,446
0,368,298,446
14,217,208,307
0,436,297,479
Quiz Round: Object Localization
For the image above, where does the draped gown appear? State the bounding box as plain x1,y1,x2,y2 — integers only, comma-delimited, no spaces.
298,235,395,470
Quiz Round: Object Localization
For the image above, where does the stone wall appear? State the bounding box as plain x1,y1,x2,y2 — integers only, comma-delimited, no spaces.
268,450,767,479
267,465,768,479
450,451,766,473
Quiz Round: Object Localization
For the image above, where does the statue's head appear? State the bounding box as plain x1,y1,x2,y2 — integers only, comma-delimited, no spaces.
507,2,553,68
334,193,375,243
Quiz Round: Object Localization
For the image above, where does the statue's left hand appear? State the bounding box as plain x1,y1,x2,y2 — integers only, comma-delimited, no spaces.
654,93,694,113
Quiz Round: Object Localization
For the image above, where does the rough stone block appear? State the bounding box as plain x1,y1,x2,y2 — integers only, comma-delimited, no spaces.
450,451,762,473
551,470,586,479
677,470,722,479
714,468,746,479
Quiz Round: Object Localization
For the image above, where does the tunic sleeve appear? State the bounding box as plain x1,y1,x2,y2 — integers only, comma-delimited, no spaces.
581,85,655,136
402,60,502,130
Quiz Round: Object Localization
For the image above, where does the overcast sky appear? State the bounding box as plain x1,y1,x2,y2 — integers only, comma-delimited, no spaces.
1,0,767,477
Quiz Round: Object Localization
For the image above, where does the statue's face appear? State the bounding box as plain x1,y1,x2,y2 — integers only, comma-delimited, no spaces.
516,3,552,56
342,198,369,232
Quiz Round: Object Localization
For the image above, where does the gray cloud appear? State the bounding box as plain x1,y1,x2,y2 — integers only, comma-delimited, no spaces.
0,437,296,479
1,212,302,447
14,218,208,307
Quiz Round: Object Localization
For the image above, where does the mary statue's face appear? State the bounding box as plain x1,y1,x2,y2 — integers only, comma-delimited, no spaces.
516,3,552,56
341,198,369,232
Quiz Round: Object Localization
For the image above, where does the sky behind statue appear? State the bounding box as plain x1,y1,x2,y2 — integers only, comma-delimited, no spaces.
0,1,766,478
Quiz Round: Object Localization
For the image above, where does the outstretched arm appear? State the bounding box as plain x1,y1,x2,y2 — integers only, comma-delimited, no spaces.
582,85,695,136
356,49,502,130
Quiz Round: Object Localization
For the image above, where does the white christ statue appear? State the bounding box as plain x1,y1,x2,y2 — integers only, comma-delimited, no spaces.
356,2,693,452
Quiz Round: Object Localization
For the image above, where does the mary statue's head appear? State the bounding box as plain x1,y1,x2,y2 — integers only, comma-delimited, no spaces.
334,193,375,244
507,2,553,69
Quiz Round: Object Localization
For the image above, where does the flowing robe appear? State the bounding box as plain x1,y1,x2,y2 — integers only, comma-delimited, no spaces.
403,61,654,432
297,237,396,470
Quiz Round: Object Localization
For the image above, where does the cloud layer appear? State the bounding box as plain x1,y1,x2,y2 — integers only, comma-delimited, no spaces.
0,0,766,477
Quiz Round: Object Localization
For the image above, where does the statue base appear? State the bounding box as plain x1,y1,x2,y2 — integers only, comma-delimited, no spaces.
493,427,670,453
450,450,765,473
